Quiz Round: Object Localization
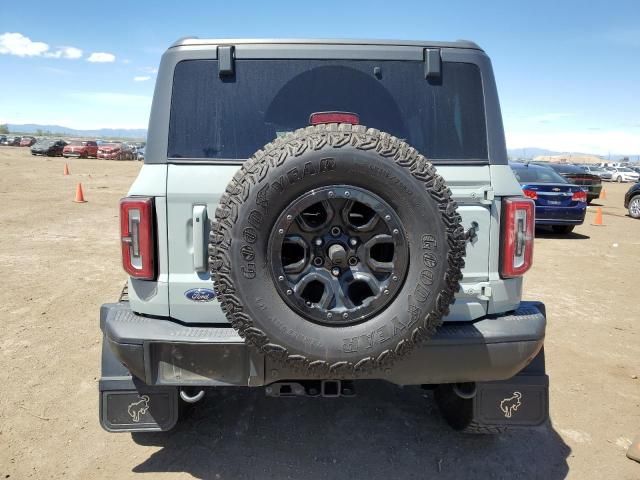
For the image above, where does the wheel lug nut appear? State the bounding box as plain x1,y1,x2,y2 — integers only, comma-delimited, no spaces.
342,313,349,319
328,191,334,198
385,215,391,221
286,214,293,221
345,191,350,197
392,275,398,281
384,289,390,295
331,267,340,277
313,257,323,266
393,229,399,235
278,228,284,234
327,313,333,319
349,238,357,246
278,275,284,281
348,256,358,266
314,238,323,246
286,289,293,295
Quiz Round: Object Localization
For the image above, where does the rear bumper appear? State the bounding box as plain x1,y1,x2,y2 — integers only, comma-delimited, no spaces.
100,301,546,387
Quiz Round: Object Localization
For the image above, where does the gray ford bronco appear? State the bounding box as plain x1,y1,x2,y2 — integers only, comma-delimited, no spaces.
99,38,548,434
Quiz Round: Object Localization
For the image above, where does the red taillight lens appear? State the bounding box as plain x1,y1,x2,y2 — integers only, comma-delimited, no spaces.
309,111,360,125
501,197,535,278
572,190,587,203
522,189,538,200
120,197,155,280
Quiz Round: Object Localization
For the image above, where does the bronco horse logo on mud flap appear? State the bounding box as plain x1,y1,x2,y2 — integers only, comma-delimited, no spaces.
500,391,522,418
127,395,150,422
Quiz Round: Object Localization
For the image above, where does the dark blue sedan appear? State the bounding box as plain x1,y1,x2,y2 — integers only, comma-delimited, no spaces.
510,162,587,234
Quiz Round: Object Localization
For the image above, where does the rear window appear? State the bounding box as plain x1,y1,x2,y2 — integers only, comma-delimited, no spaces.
512,165,568,184
168,59,488,161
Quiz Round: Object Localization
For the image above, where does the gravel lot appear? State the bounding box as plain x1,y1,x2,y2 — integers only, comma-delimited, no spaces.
0,147,638,479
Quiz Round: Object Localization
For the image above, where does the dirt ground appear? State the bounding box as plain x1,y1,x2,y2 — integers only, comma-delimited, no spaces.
0,147,638,479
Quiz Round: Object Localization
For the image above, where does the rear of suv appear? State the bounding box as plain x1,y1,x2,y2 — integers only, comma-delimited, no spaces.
99,39,548,434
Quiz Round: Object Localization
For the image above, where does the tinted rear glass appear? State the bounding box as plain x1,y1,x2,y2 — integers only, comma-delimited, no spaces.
512,165,568,184
169,59,487,160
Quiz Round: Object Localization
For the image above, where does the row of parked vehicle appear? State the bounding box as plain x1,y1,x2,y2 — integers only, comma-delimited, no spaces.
0,135,37,147
0,135,145,161
510,161,640,234
577,163,640,183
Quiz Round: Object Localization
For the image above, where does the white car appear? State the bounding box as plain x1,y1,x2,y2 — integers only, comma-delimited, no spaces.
606,167,640,183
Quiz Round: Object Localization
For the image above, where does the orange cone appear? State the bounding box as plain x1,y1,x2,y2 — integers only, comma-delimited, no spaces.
73,183,87,203
599,188,607,200
63,163,70,176
592,207,604,226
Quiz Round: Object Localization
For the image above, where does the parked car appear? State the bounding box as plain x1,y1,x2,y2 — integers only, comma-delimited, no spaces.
97,142,127,160
0,135,6,145
606,167,640,183
121,143,136,160
136,145,145,161
624,182,640,219
578,164,612,181
19,136,36,147
2,136,22,146
629,166,640,176
63,140,98,158
532,162,601,203
511,162,587,234
99,38,549,435
31,139,67,156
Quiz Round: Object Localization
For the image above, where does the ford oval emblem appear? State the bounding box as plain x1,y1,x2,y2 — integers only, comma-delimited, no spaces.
185,288,216,303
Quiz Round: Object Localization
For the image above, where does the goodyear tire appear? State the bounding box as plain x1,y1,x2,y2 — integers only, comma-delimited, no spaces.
209,124,466,375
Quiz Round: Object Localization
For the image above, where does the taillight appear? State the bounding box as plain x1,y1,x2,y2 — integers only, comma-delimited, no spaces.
309,111,360,125
501,197,535,278
522,189,538,200
572,190,587,203
120,197,155,280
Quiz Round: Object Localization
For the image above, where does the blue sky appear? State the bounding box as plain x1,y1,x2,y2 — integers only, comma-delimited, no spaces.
1,0,639,155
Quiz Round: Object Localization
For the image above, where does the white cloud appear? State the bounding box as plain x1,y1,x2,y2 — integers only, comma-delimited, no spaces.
506,130,640,156
133,76,151,82
0,32,49,57
45,46,83,59
0,32,83,60
87,52,115,63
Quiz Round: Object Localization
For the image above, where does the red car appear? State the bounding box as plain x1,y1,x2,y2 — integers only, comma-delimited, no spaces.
97,142,127,160
63,140,98,158
19,136,36,147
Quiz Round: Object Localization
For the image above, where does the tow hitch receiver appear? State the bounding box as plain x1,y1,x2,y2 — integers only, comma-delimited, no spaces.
266,380,356,397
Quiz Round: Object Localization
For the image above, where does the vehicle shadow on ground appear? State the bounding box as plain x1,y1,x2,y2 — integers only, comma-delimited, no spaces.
535,228,590,240
131,381,570,479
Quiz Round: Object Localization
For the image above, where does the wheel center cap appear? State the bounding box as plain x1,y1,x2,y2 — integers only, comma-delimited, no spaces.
328,243,347,266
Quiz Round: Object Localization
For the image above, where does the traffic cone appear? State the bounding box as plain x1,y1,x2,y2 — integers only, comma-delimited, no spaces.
73,183,87,203
592,207,604,226
63,163,70,176
599,188,607,200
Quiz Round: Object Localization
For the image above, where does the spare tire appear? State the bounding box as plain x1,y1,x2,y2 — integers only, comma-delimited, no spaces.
210,124,465,375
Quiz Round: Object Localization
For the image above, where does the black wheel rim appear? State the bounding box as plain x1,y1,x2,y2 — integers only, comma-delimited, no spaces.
269,185,409,326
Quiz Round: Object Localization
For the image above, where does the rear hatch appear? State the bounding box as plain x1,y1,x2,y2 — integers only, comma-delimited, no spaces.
162,49,501,324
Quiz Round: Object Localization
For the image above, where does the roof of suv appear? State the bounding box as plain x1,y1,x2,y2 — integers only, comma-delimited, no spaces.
170,37,483,51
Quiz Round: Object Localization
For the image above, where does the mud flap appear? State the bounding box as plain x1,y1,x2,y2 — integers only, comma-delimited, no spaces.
474,374,549,427
100,382,179,432
99,337,179,432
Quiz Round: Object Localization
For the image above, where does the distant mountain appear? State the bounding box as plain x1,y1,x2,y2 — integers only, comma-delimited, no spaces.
508,147,562,159
508,147,639,162
7,124,146,140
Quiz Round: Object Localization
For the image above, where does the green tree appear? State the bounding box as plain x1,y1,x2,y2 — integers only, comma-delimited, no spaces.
0,124,9,134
